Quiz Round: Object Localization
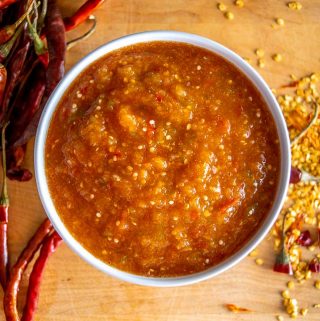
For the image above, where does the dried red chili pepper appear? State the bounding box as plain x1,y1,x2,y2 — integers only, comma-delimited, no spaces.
0,122,9,289
0,63,7,107
274,250,293,274
6,144,32,182
0,3,32,44
4,219,53,321
0,23,24,63
21,231,62,321
5,64,46,181
7,165,32,181
309,257,320,273
44,0,66,95
0,0,20,10
290,166,320,184
14,0,66,147
273,213,293,275
38,50,49,67
296,230,313,247
63,0,105,31
290,166,302,184
8,64,46,146
0,35,31,123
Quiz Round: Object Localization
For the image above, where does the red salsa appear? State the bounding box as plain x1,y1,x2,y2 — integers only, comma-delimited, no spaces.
45,42,280,276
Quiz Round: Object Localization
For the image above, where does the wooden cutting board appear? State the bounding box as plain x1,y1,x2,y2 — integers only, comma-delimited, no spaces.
2,1,320,320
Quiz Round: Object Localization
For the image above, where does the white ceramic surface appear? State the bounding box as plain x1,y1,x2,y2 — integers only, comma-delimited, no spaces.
34,31,291,287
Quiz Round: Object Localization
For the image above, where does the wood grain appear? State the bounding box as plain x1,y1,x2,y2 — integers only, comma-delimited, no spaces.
2,1,320,320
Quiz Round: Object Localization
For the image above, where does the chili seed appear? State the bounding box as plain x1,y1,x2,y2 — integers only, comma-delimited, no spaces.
276,18,285,26
217,2,227,11
96,212,102,218
287,281,295,289
258,59,265,68
255,48,265,57
272,54,283,62
224,11,234,20
249,249,258,257
287,1,302,10
300,308,308,316
234,0,244,7
282,290,290,299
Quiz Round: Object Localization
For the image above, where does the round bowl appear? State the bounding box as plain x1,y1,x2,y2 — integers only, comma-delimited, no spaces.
34,31,291,287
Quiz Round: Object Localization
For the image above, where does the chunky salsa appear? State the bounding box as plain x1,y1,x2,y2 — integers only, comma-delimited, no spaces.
45,41,280,277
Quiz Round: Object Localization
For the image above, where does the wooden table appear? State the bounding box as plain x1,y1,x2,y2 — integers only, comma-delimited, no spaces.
3,1,320,320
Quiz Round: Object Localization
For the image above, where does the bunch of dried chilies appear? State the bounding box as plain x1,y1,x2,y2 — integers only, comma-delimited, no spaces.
0,0,104,320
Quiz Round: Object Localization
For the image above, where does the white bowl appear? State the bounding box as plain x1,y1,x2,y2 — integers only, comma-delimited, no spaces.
35,31,291,287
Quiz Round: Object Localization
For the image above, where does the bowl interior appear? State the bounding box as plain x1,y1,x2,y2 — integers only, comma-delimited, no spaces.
35,31,291,287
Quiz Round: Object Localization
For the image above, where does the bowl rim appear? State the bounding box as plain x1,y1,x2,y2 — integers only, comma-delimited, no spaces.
34,30,291,287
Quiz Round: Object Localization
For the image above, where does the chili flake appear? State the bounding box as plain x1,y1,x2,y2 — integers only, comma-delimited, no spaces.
225,304,253,313
287,1,302,10
234,0,244,8
224,11,234,20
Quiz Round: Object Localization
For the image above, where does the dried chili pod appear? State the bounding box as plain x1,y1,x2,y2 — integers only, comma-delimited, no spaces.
290,166,320,184
8,64,46,145
290,166,302,184
0,3,32,44
63,0,105,31
44,0,66,95
309,257,320,273
0,34,31,123
273,247,293,275
296,230,313,247
6,144,32,182
4,219,53,321
14,0,66,147
5,64,46,181
21,231,62,321
0,23,24,63
0,0,20,10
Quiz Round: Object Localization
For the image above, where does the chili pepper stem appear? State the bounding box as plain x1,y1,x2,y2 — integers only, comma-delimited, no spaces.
67,15,97,51
274,212,293,275
38,0,48,32
0,23,24,62
27,13,47,56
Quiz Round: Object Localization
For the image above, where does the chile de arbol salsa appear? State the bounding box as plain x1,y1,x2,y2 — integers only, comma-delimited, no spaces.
45,42,280,276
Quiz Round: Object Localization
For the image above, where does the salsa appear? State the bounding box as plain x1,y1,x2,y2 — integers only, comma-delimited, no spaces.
45,41,280,277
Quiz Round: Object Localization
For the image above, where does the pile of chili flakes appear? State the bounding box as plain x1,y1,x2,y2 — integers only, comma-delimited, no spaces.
272,73,320,319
